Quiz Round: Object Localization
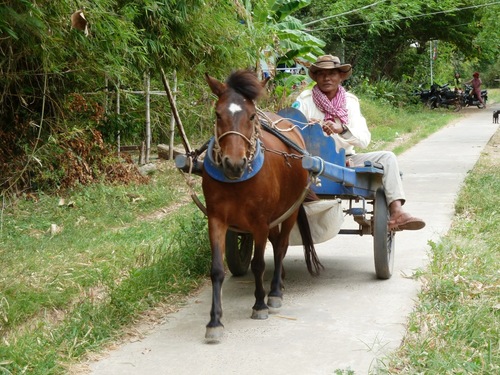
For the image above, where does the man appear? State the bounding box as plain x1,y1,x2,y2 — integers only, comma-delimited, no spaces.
292,55,425,231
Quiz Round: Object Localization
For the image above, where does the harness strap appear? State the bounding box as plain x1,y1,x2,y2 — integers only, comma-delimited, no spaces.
269,174,312,228
259,118,310,156
187,172,313,231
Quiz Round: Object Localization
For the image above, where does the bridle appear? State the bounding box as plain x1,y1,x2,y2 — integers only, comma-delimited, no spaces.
211,107,262,166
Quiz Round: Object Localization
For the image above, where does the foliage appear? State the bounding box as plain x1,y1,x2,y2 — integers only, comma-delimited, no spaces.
299,1,500,86
0,0,255,196
351,76,415,108
240,0,326,73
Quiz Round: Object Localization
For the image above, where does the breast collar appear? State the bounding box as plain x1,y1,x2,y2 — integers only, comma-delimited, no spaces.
203,137,264,183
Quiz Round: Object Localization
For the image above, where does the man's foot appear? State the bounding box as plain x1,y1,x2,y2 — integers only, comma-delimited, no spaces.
389,212,426,231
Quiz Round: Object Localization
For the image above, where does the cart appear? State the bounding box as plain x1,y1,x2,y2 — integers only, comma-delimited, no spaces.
176,108,396,280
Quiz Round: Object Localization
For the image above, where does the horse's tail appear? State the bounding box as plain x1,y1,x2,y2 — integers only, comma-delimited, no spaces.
297,204,324,276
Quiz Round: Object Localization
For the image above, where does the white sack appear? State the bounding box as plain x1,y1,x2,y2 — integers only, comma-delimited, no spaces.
288,199,344,246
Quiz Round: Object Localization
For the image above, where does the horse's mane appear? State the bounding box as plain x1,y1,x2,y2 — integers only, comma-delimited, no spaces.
225,69,263,101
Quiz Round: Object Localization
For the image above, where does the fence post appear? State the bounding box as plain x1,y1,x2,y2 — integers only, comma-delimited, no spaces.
145,71,151,164
169,70,177,160
116,80,121,157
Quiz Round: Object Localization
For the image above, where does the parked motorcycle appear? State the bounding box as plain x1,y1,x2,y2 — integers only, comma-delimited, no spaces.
436,84,462,111
420,83,462,111
461,84,488,108
412,85,432,104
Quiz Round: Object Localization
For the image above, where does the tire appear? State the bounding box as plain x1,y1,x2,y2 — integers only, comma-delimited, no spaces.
372,188,395,279
225,230,253,276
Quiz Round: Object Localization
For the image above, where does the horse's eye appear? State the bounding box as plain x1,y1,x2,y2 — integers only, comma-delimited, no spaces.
215,112,222,120
249,113,256,121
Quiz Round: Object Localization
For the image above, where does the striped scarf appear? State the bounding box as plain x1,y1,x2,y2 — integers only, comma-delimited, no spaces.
312,85,349,125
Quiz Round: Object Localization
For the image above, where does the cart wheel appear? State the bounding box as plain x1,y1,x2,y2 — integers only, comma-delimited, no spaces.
225,230,253,276
373,188,395,279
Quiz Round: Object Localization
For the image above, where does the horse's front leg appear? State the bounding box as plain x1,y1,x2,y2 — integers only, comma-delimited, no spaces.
267,218,294,309
205,220,227,342
250,231,270,320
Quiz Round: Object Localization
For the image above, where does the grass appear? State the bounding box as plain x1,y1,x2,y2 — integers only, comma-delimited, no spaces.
377,89,500,374
0,165,211,374
0,90,498,374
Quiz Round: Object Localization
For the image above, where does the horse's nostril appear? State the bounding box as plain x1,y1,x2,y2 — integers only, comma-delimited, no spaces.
222,156,247,178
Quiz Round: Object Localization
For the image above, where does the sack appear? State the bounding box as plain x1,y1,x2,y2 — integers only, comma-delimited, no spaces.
288,199,344,246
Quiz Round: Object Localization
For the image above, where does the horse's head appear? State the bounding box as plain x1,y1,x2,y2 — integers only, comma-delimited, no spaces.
205,70,269,180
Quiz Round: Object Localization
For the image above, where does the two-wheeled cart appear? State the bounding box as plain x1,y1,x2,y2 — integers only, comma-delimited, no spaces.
175,107,396,280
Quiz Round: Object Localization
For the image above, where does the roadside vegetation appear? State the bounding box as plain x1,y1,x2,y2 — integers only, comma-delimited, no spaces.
0,163,212,374
378,89,500,374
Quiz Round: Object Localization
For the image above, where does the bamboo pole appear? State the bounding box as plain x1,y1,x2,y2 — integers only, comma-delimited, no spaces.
116,81,121,157
144,71,151,164
160,68,192,153
169,70,177,160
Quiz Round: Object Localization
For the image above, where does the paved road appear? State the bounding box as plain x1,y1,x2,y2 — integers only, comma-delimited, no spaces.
87,106,498,375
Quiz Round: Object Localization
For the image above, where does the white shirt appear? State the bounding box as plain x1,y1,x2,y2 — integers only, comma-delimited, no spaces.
292,88,371,155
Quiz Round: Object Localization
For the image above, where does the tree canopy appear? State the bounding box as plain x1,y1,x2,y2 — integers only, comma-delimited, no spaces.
299,0,500,84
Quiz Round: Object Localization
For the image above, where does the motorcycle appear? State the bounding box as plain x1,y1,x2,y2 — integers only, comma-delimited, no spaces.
412,85,432,104
461,84,488,108
421,83,462,111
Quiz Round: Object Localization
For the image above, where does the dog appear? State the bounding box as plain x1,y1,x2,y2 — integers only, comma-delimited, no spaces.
494,110,500,124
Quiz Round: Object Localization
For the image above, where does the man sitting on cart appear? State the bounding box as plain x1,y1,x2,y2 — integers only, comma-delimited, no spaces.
292,54,425,231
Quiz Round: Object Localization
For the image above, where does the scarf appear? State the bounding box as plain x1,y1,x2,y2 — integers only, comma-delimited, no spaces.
312,85,349,125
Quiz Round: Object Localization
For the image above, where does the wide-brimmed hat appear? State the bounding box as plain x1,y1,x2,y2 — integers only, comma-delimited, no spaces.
308,55,352,81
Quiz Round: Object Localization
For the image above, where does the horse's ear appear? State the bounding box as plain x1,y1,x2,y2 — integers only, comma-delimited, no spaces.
205,73,225,97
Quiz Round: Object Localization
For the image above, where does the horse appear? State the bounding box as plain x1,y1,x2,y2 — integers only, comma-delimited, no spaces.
202,69,322,341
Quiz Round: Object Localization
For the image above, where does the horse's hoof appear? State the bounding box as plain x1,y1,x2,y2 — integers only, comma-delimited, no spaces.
205,326,223,343
251,308,269,320
267,296,282,309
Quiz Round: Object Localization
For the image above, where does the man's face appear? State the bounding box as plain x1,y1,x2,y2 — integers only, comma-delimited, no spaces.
315,69,342,98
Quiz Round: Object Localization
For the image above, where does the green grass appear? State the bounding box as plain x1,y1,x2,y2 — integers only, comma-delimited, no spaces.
0,90,498,374
0,165,211,374
377,90,500,374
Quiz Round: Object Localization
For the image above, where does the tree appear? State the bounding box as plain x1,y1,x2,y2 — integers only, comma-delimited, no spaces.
235,0,325,73
0,0,255,194
299,0,499,84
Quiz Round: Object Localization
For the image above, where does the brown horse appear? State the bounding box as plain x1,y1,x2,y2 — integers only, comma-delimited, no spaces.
202,69,322,342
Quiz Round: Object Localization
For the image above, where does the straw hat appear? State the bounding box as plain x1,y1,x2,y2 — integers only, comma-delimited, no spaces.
308,55,352,81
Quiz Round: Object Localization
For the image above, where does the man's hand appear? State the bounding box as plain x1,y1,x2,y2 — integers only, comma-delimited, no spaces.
321,120,344,135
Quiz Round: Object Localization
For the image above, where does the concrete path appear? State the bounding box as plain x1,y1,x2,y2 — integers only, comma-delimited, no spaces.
87,106,498,375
